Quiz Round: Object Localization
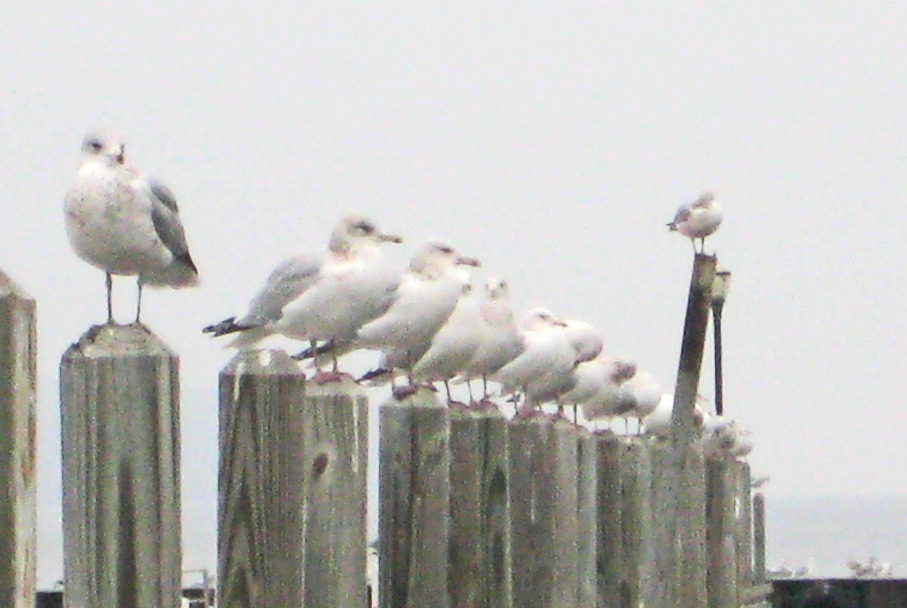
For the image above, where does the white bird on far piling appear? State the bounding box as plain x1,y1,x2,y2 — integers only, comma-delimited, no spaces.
615,371,661,434
491,308,577,416
458,277,523,403
202,215,402,380
409,280,486,404
641,393,707,437
579,358,637,430
356,241,480,395
667,191,723,253
64,132,199,323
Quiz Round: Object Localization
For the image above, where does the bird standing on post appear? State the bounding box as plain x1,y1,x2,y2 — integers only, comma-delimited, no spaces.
64,132,199,324
667,191,723,253
203,215,403,381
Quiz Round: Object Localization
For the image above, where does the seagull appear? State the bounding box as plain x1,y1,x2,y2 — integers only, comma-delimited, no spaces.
491,308,578,416
459,277,523,403
579,358,637,430
667,191,723,253
64,132,199,323
613,371,661,434
409,280,486,404
641,393,707,437
356,241,480,394
202,215,402,380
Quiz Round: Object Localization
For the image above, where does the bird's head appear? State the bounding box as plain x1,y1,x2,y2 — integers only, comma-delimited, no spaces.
81,131,125,166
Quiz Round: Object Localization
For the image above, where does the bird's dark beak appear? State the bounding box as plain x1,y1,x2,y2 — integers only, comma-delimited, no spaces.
379,233,403,244
456,255,481,267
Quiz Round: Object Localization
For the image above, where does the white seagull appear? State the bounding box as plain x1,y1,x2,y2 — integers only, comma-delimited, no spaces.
64,132,199,323
409,280,486,403
203,215,402,379
578,358,637,429
459,277,523,403
491,308,577,416
616,371,662,434
667,191,723,253
356,241,480,393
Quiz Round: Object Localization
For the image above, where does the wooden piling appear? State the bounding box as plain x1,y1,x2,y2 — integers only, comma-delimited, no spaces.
706,455,737,608
301,378,369,608
217,350,306,608
576,429,598,608
619,437,654,608
379,389,451,608
752,493,766,585
656,253,716,607
0,270,36,608
448,405,512,608
679,439,708,607
732,461,754,588
509,415,579,608
594,432,623,608
61,324,182,608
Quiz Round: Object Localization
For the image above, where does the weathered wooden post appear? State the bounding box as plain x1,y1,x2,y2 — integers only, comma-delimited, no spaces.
448,404,512,608
379,389,451,608
732,461,754,588
0,270,36,608
655,253,716,607
576,429,598,608
61,324,182,608
706,455,737,608
680,438,708,606
509,415,579,608
620,437,654,607
752,492,766,585
217,350,306,608
301,378,369,608
594,432,623,608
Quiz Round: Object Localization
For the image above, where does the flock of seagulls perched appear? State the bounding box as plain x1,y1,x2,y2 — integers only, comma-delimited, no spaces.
64,131,747,439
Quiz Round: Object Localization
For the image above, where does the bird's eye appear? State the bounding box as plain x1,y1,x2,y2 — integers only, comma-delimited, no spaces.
356,221,374,234
438,245,453,254
89,140,103,152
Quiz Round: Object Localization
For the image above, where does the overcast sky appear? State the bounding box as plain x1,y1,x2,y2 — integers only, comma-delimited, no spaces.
3,1,906,585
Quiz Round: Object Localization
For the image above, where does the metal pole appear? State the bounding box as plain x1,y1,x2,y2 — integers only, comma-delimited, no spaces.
712,300,725,416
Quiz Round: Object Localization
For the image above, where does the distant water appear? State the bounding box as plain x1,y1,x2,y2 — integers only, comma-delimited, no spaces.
765,495,907,578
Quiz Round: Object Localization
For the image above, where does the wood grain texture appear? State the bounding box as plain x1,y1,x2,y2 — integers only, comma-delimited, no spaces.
732,461,753,588
60,323,181,608
217,350,306,608
301,378,369,608
448,405,512,608
593,432,623,608
379,389,451,608
657,253,716,607
678,439,708,608
576,430,598,608
706,455,737,608
0,270,36,608
752,493,766,585
619,437,653,608
509,415,579,608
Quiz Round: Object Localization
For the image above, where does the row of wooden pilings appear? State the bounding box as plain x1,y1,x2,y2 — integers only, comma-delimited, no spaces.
1,258,769,608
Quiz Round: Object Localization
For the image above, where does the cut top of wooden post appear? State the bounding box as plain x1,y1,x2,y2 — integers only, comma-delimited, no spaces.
219,348,304,377
63,323,176,359
0,268,31,300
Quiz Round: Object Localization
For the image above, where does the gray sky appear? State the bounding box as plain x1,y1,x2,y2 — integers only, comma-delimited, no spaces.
3,1,906,584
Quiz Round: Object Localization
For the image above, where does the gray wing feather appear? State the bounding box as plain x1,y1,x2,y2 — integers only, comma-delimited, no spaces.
237,254,323,326
146,178,197,270
671,203,692,225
